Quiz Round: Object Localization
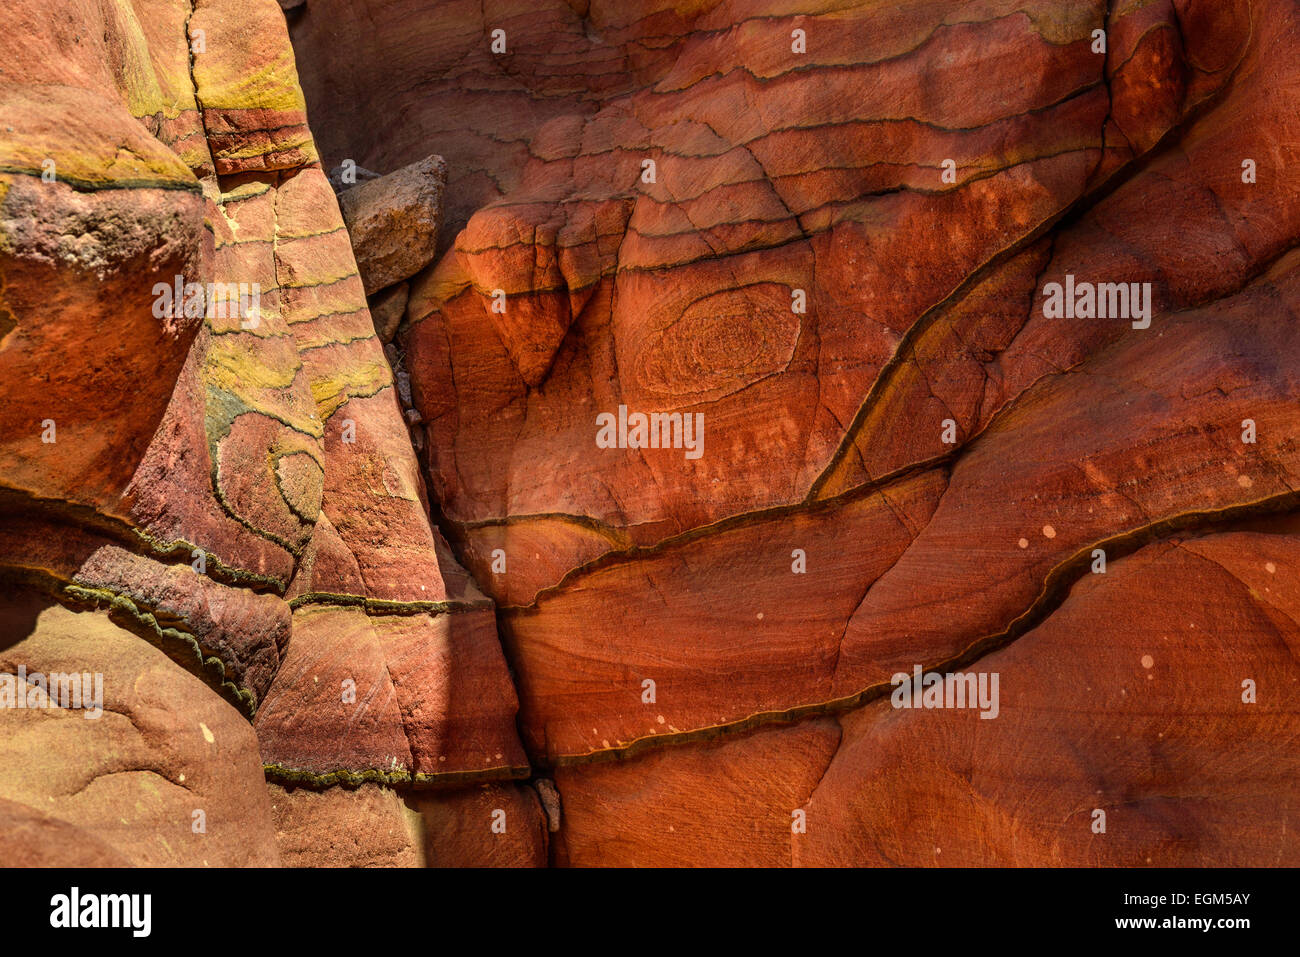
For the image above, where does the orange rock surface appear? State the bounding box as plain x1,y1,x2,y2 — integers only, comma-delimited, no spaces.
1,0,1297,867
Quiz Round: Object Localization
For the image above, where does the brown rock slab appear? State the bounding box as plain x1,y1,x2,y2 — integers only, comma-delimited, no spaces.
555,720,840,867
0,798,130,867
339,156,447,294
71,545,291,709
408,782,548,868
369,281,410,342
268,780,548,867
503,470,946,762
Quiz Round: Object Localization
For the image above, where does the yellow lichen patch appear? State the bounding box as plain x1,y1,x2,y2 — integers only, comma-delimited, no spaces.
185,2,320,168
406,252,473,323
289,310,376,354
216,133,316,164
277,261,364,293
0,88,198,191
275,222,348,244
949,0,1101,45
202,334,320,437
195,53,310,115
219,180,275,205
215,179,277,246
105,0,171,121
280,276,369,326
188,5,313,128
0,177,11,253
306,352,392,423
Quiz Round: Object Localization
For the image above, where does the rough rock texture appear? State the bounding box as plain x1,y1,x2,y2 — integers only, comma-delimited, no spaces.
795,533,1300,867
0,592,278,866
0,0,528,866
288,0,1300,866
269,781,548,866
338,156,447,294
268,782,424,866
255,603,527,783
408,783,550,867
0,799,131,867
369,281,410,342
328,163,381,193
2,0,1298,868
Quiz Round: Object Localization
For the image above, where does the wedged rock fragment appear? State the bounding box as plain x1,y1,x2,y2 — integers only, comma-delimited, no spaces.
338,156,447,294
369,281,409,342
328,163,381,192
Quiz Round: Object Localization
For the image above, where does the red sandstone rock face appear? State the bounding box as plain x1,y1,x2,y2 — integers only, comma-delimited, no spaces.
268,780,547,866
291,0,1300,866
1,0,1297,868
794,533,1300,867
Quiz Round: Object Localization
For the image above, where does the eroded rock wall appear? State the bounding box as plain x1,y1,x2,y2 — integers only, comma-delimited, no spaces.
292,0,1300,866
1,0,1297,868
1,0,539,866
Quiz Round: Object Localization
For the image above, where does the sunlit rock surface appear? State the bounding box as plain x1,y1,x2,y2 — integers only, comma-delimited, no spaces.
0,0,1296,866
